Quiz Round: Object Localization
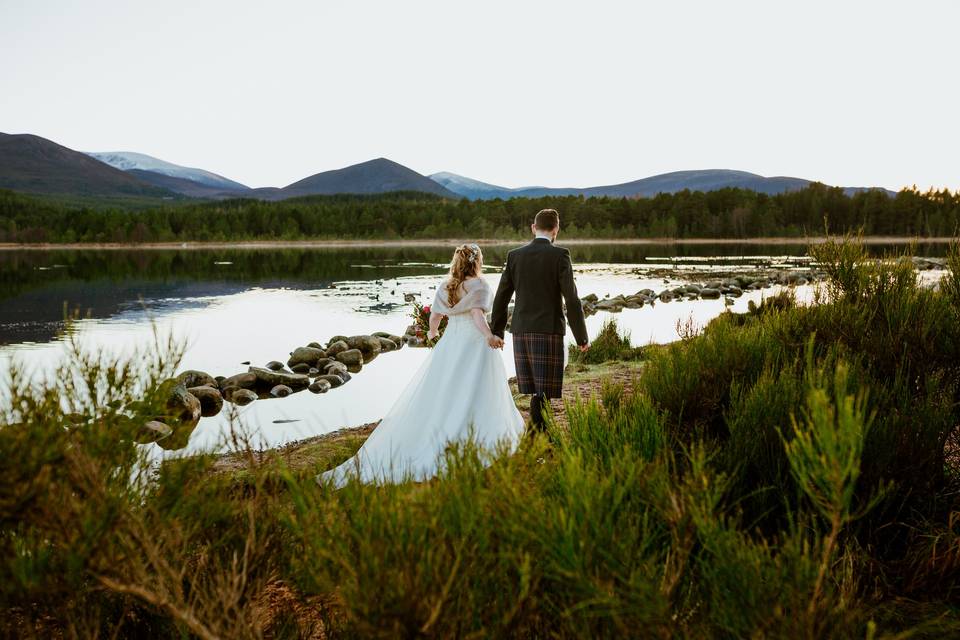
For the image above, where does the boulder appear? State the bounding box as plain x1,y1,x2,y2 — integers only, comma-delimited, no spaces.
177,370,217,389
188,386,223,417
327,335,349,347
583,293,599,303
287,346,327,368
377,337,398,352
325,361,348,375
271,384,293,398
222,372,257,391
308,379,332,394
307,341,324,349
700,288,722,299
316,374,344,388
160,380,201,424
308,367,320,376
346,363,363,373
214,375,226,387
347,335,381,354
336,349,364,366
265,360,286,371
136,420,173,444
231,388,258,406
291,362,311,374
326,340,349,356
249,366,310,389
315,357,334,371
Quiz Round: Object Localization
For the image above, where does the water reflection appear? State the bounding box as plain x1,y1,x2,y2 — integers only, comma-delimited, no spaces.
0,242,949,454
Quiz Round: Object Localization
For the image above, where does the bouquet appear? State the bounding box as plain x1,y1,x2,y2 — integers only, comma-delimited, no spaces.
409,300,447,347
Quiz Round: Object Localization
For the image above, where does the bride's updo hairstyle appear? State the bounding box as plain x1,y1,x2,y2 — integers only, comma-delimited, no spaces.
446,243,483,306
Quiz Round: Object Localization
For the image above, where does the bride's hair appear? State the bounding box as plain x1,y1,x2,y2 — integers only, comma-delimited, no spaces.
446,243,483,306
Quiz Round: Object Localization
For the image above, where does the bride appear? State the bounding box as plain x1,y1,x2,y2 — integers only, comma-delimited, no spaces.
318,243,525,488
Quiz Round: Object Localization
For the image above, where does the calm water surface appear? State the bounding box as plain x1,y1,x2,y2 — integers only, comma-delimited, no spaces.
0,242,948,454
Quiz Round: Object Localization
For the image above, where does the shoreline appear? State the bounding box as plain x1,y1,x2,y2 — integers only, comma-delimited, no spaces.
1,236,956,251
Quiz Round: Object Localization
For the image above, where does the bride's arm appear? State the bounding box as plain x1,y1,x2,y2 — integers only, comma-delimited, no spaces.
471,308,503,349
427,311,443,340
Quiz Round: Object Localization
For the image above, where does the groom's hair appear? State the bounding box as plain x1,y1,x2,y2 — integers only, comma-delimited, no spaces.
534,209,559,231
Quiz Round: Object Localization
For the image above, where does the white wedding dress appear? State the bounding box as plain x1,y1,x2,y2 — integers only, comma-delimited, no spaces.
319,277,525,488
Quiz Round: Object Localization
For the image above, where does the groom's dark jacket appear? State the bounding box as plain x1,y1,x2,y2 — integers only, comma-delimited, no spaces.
491,237,589,346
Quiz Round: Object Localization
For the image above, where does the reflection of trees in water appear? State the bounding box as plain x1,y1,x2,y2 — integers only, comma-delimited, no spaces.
0,242,944,302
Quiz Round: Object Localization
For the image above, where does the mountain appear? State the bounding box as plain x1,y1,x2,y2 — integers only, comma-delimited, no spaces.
86,151,249,192
430,169,891,200
279,158,458,199
0,133,174,198
126,169,250,199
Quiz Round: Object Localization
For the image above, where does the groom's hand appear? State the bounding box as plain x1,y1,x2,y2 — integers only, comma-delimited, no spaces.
488,335,504,349
579,342,591,353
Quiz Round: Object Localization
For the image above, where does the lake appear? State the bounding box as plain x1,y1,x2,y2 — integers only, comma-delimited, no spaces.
0,241,950,455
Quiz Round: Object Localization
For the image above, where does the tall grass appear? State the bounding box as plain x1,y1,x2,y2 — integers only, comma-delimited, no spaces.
2,237,959,637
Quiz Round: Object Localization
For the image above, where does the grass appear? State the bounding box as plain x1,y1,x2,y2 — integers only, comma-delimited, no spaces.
1,237,959,638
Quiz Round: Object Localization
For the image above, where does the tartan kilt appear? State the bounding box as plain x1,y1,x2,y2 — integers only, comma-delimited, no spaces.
513,333,565,399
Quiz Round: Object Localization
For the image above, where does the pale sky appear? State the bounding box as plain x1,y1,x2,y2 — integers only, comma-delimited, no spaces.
1,0,957,191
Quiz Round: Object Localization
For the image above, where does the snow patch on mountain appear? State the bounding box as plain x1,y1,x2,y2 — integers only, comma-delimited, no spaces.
86,151,248,191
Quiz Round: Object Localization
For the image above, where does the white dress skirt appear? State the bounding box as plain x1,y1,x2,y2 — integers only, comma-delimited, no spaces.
319,278,525,488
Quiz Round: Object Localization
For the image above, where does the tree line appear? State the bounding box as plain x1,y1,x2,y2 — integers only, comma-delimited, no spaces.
1,183,958,243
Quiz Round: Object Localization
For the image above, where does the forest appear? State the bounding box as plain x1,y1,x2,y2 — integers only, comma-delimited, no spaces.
1,183,958,243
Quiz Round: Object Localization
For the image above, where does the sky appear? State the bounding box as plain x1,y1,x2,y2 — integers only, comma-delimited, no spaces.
1,0,957,191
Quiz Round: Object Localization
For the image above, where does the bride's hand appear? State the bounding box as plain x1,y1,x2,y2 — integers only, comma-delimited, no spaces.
427,329,438,341
487,335,504,349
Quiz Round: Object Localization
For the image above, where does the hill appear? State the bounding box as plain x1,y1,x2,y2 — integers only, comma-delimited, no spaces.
86,151,249,192
278,158,458,199
0,133,174,198
430,169,893,200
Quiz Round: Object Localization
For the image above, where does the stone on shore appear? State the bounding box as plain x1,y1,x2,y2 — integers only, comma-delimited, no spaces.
291,362,311,374
271,384,293,398
249,366,310,389
222,372,257,391
265,360,286,371
188,386,223,417
231,389,258,406
308,379,332,394
287,346,327,368
336,349,364,366
136,420,173,444
326,340,349,356
177,370,217,389
316,374,345,388
161,380,201,424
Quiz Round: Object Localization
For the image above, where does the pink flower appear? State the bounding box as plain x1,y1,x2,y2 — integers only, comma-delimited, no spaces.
423,305,431,315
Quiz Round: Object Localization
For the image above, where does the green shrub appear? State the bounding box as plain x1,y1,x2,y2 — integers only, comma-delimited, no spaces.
569,318,644,364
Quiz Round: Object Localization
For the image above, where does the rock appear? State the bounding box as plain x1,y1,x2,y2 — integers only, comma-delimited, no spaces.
231,389,257,406
265,360,285,371
160,380,201,424
214,375,226,387
336,349,364,366
346,363,363,373
326,340,349,356
373,331,404,347
307,341,324,349
177,370,217,389
316,374,344,388
325,361,349,375
700,288,722,299
705,280,722,290
308,379,332,394
271,384,293,398
315,357,334,371
347,335,380,352
377,337,398,351
287,346,327,368
248,366,310,389
291,362,311,374
583,293,599,303
136,420,173,444
188,386,223,417
724,297,735,306
308,367,320,376
327,336,349,348
222,372,257,391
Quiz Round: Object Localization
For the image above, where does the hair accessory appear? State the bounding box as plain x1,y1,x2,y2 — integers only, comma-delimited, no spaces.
465,243,480,263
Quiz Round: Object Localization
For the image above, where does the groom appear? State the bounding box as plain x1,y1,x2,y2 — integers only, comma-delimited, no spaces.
491,208,590,431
